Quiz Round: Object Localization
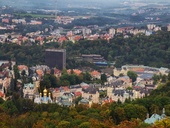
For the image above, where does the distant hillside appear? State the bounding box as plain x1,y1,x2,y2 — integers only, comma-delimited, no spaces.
0,31,170,68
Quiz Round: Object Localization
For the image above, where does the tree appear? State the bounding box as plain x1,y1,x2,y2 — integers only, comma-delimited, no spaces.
21,70,26,76
1,100,18,116
58,121,70,128
79,122,90,128
83,72,92,82
101,73,107,84
13,65,20,80
168,72,170,81
127,71,137,82
154,118,170,128
152,74,161,84
161,74,167,83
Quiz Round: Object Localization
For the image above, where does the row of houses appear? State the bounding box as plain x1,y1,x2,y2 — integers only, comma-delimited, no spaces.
0,60,169,107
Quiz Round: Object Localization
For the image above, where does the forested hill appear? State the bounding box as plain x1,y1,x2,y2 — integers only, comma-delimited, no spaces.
0,31,170,68
64,31,170,68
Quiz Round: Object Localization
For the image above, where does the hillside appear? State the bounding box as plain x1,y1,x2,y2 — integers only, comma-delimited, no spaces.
0,31,170,68
0,82,170,127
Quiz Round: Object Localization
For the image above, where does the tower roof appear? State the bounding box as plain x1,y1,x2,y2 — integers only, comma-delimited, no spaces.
43,88,48,93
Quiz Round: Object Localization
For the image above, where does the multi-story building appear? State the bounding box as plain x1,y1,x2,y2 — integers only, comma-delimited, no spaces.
81,54,106,63
45,49,66,70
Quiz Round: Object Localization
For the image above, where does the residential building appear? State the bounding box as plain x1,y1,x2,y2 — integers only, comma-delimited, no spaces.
23,83,36,99
90,70,101,80
147,24,156,30
82,86,99,103
18,65,29,76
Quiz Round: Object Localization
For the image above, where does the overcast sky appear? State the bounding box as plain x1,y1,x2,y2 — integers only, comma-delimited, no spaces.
0,0,170,10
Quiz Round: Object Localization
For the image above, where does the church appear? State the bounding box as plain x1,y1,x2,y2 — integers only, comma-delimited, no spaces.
34,88,52,104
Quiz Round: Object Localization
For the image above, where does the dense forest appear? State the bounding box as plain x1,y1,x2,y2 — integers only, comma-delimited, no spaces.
0,31,170,68
0,81,170,127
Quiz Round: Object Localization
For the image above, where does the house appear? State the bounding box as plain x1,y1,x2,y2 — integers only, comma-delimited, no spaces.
56,93,73,107
82,86,99,103
52,88,62,100
112,88,134,102
53,68,61,78
30,65,50,74
73,91,82,97
145,30,153,36
18,65,29,76
159,67,169,75
118,76,132,88
79,98,93,107
70,84,82,92
72,35,83,42
90,70,101,80
2,77,11,89
12,19,26,24
36,69,44,79
58,36,68,43
29,20,42,25
52,86,70,100
0,83,5,100
2,18,9,23
102,97,114,105
23,83,36,99
86,34,99,40
147,24,156,30
67,69,82,76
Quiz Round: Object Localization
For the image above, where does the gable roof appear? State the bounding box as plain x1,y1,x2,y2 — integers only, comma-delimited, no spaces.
18,65,28,71
90,70,101,76
144,114,162,124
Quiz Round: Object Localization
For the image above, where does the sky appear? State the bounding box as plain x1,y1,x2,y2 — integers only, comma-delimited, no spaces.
0,0,170,10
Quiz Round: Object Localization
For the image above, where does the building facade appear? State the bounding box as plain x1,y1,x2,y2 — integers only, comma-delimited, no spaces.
45,49,66,70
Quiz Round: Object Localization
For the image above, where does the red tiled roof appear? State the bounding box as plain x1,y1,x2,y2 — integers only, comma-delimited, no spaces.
18,65,28,71
90,70,101,76
67,69,82,76
62,86,70,91
58,36,68,43
82,86,89,89
36,69,43,76
54,69,61,74
74,91,82,97
73,35,83,41
0,92,4,97
103,98,114,104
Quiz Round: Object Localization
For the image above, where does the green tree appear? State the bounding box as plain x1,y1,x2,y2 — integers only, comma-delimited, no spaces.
168,72,170,81
127,71,137,82
58,121,70,128
1,100,18,116
13,65,20,80
79,122,90,128
101,73,107,84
